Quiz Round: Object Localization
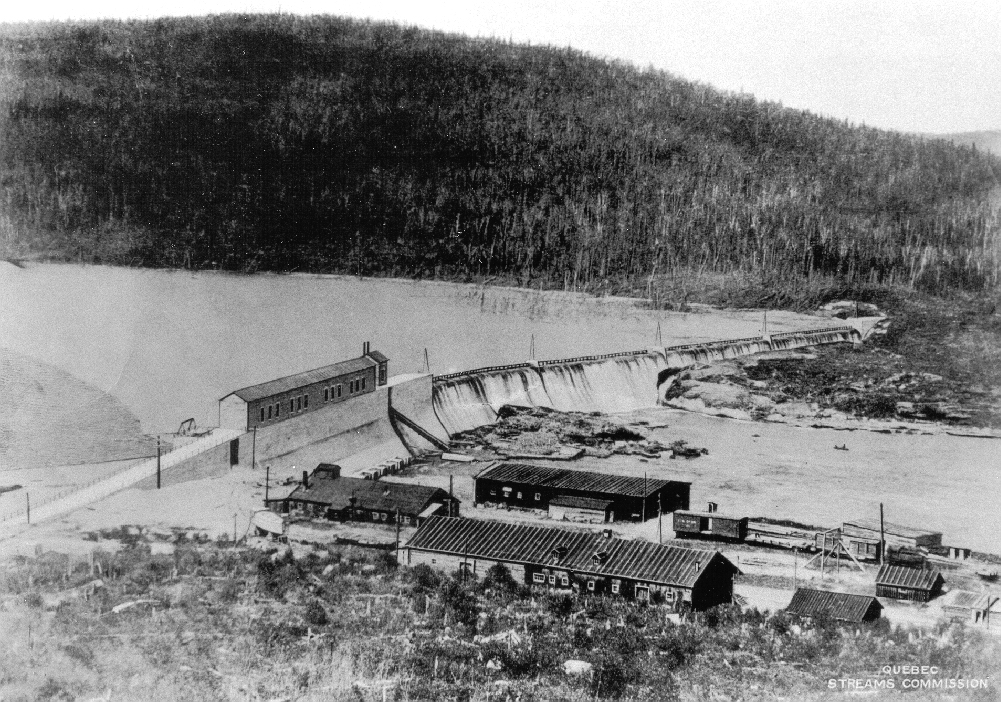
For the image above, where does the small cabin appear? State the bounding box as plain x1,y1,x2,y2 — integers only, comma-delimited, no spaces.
875,565,944,602
786,588,883,624
942,591,996,626
673,509,748,541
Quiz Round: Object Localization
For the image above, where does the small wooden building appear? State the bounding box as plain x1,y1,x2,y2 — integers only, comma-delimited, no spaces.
842,518,943,551
474,462,690,522
786,588,883,624
268,464,458,526
875,564,944,602
400,516,740,611
942,591,996,626
673,509,748,541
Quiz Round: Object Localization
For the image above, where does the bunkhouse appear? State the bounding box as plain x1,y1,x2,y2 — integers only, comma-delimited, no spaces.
267,464,458,526
218,343,389,432
474,462,690,522
875,564,945,602
673,505,749,541
785,588,883,624
399,516,740,610
841,518,943,554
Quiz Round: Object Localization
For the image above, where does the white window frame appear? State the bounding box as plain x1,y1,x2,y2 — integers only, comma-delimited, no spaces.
533,573,545,583
535,493,541,501
548,574,556,585
561,575,569,587
587,580,595,591
611,581,620,594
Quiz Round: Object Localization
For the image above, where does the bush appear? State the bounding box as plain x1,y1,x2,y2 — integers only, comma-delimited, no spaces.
302,600,329,628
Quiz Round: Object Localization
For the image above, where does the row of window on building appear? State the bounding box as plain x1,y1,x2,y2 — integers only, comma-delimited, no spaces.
491,488,542,501
322,376,367,403
259,393,310,422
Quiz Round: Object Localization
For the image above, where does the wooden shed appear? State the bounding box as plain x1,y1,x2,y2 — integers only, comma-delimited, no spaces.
786,588,883,624
400,516,740,611
673,509,748,541
842,519,942,550
942,591,996,626
875,565,944,602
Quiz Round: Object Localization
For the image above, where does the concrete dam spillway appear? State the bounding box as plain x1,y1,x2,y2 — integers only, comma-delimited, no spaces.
431,327,860,436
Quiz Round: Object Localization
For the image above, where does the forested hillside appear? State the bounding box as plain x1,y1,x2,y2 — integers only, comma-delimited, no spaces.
1,14,999,296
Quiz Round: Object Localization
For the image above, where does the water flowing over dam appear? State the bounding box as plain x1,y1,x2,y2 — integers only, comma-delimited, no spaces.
432,327,859,436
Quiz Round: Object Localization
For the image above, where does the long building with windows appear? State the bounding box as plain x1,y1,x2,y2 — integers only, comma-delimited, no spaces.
474,462,690,522
400,516,739,610
219,342,389,432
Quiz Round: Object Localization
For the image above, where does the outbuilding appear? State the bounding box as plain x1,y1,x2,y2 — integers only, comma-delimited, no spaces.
942,591,996,626
785,588,883,624
842,519,943,552
474,462,690,522
399,516,740,611
875,564,944,602
268,464,458,526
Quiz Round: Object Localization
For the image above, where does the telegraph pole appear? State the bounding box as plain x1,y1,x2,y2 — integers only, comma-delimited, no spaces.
156,436,161,489
879,503,886,566
264,466,270,505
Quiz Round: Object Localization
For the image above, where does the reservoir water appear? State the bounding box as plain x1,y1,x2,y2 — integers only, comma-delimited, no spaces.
0,263,829,434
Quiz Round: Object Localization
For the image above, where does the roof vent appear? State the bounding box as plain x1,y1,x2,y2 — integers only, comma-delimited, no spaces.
707,502,718,513
592,551,609,565
363,341,371,356
551,545,569,561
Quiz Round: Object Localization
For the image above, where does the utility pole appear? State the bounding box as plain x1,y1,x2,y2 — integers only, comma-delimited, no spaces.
251,426,257,469
879,503,886,566
530,334,535,360
449,475,454,517
658,493,663,545
793,548,798,590
424,348,430,374
156,436,161,489
25,492,30,525
642,473,647,522
265,466,270,505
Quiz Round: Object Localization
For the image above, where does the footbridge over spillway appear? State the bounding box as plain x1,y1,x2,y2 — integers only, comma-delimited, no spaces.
431,326,861,436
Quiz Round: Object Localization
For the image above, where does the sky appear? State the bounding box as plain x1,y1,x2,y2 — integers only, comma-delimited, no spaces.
4,0,999,135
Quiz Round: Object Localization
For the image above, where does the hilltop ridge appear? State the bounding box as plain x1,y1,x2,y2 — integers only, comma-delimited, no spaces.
0,14,999,298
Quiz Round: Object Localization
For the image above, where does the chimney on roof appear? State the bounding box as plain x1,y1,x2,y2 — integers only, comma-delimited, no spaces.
602,529,613,539
707,502,718,513
363,341,371,356
302,471,309,489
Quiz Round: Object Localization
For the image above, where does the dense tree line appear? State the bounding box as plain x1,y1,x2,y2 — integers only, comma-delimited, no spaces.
1,14,999,294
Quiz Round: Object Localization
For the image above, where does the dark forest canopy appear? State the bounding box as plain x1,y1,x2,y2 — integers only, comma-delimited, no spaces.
1,14,999,296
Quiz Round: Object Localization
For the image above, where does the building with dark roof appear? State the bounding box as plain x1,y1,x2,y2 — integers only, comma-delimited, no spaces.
219,343,389,432
399,516,739,610
875,565,945,602
785,588,883,624
474,462,690,522
268,464,457,526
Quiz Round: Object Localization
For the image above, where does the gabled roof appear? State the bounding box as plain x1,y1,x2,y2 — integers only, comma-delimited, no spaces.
405,516,738,588
786,588,881,623
222,356,378,402
477,462,688,498
945,590,996,611
286,476,452,515
876,564,944,591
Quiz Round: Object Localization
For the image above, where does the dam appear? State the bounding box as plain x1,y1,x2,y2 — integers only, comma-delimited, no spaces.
0,325,859,533
431,326,860,436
